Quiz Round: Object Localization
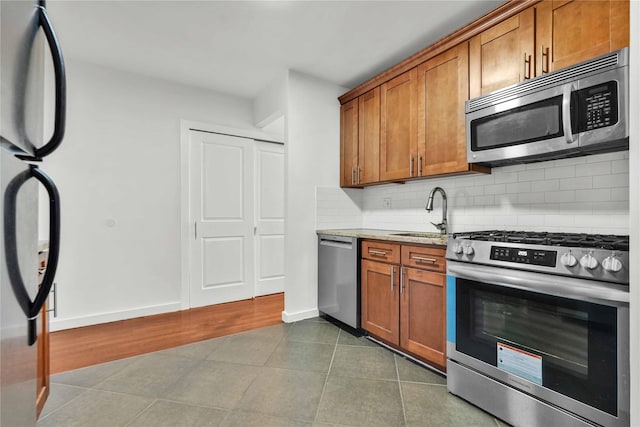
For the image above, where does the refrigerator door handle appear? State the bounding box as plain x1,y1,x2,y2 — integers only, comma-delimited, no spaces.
28,166,60,321
33,5,66,159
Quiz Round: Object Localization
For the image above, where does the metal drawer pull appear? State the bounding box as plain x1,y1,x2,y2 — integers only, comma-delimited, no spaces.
400,268,405,294
369,249,388,256
411,255,437,263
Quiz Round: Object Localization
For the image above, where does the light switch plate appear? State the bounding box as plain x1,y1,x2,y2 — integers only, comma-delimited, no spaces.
383,197,392,208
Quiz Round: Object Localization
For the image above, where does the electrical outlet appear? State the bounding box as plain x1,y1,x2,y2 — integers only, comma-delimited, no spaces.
383,197,392,208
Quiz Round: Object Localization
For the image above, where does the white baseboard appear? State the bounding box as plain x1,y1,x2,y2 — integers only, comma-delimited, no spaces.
281,308,319,323
49,302,183,332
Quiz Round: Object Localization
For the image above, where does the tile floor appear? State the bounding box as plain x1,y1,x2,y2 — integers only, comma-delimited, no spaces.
38,317,508,427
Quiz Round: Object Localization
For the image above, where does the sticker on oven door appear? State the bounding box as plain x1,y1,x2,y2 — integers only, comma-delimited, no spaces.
497,343,542,385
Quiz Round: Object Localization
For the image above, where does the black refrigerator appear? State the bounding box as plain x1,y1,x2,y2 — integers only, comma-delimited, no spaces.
1,0,64,425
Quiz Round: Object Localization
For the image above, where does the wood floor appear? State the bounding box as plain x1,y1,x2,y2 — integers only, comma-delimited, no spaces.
49,293,284,374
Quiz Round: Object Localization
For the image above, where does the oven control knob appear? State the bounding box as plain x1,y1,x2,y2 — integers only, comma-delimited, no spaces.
602,255,623,273
560,252,578,267
453,243,464,255
463,245,474,256
579,253,599,270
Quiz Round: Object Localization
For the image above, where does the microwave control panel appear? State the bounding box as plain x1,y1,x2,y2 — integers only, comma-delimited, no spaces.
574,81,618,132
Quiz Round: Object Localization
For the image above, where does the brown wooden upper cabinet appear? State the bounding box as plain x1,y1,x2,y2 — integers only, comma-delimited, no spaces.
535,0,630,76
470,0,629,97
380,68,418,181
469,8,535,97
340,88,380,187
418,43,471,177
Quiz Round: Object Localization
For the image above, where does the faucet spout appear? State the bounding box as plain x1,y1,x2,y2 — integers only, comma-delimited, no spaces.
425,187,448,235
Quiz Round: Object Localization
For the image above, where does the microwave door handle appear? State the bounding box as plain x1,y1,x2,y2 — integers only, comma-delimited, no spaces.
562,83,575,144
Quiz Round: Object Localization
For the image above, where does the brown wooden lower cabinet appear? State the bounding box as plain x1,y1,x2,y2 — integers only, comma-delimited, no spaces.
361,240,446,370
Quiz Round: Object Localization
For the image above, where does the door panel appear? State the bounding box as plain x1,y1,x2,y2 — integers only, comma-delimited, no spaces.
361,259,399,345
189,131,254,307
358,88,380,184
380,68,417,181
536,0,629,75
400,268,446,368
254,142,284,296
340,99,358,187
469,8,534,97
419,43,469,176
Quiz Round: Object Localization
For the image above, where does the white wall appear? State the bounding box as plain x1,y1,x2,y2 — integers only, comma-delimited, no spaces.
45,59,257,331
283,71,347,322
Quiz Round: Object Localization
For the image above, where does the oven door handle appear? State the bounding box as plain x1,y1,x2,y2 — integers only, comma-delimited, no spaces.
447,261,629,305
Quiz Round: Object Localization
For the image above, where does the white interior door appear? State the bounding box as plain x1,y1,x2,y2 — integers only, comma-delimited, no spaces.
189,131,254,307
254,142,285,296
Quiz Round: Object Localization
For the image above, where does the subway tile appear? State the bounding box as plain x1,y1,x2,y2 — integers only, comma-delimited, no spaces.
593,174,629,189
517,169,545,182
545,165,575,179
545,191,576,203
559,176,592,191
484,184,507,195
492,171,518,184
611,188,630,201
517,192,545,204
611,159,629,174
531,179,559,192
575,188,611,202
473,195,495,206
576,161,611,177
505,182,531,194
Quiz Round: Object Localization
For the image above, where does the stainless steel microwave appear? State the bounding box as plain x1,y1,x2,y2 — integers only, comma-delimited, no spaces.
466,48,629,167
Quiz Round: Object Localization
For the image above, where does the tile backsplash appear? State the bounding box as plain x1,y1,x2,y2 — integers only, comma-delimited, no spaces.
317,152,629,235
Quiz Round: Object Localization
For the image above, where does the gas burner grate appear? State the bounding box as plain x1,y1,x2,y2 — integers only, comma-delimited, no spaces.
452,230,629,251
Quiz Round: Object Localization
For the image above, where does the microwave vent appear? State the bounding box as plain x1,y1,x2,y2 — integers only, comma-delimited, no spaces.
467,48,627,112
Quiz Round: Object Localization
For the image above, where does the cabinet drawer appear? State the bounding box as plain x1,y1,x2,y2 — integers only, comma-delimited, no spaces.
401,245,445,272
362,240,401,264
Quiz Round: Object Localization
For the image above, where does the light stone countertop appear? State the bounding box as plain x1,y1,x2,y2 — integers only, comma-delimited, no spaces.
316,228,448,247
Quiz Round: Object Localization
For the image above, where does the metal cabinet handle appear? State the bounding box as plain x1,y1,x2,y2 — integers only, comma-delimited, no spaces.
369,249,388,256
409,154,414,177
411,255,437,263
351,167,355,185
541,46,550,74
400,268,405,294
34,6,66,159
358,167,362,184
390,266,395,292
418,153,422,176
523,53,532,80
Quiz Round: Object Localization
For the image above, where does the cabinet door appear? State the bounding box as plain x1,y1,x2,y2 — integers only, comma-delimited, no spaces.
340,98,358,187
469,7,535,97
418,43,469,176
535,0,630,75
36,303,49,417
380,68,418,181
361,259,399,345
358,88,380,185
400,267,446,368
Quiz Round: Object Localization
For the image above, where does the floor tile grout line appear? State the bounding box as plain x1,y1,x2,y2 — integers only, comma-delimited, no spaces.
395,355,409,427
122,398,158,427
312,326,341,424
36,384,91,422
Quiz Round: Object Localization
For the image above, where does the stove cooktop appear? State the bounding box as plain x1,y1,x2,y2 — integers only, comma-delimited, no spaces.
452,230,629,251
447,230,629,284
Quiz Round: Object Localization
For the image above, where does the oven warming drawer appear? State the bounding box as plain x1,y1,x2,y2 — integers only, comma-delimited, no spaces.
448,361,594,427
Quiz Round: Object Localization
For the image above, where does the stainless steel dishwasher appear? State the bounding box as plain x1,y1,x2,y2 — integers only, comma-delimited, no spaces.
317,234,360,331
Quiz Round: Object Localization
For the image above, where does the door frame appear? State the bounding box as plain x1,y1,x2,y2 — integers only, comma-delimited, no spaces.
179,120,284,309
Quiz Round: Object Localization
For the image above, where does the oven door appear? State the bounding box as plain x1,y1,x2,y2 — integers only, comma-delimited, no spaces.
446,261,629,427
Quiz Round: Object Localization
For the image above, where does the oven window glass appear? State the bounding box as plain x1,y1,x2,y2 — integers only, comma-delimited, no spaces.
471,95,563,151
456,279,617,416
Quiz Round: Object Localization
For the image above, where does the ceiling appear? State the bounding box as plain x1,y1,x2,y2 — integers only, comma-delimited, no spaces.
46,1,504,99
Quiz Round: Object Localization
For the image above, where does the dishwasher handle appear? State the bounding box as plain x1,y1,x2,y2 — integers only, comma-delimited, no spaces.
319,235,354,250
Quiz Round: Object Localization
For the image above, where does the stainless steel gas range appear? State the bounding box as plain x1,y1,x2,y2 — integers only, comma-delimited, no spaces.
445,231,629,427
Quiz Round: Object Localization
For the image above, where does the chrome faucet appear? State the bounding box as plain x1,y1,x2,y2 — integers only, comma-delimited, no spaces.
425,187,448,235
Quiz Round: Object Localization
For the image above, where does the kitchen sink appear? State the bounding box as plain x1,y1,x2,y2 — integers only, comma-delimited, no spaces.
391,232,445,239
